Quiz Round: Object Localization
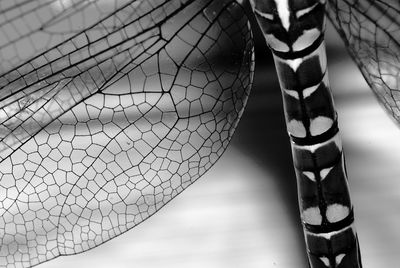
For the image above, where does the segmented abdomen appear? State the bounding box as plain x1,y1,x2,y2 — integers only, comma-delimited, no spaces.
250,0,362,267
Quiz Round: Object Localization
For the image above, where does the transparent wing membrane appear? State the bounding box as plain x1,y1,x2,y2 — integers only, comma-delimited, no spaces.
0,0,254,266
327,0,400,121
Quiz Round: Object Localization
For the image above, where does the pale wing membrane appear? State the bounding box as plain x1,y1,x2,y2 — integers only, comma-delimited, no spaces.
0,0,254,267
0,0,175,160
327,0,400,121
0,0,137,74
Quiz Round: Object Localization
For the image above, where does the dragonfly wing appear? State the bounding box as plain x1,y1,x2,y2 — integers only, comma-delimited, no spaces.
327,0,400,121
0,0,135,73
0,0,255,266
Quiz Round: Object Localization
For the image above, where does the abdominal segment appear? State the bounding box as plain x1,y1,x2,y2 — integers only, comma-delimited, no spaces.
250,0,363,266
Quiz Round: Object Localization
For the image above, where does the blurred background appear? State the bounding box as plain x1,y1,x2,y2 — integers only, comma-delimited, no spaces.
33,3,400,268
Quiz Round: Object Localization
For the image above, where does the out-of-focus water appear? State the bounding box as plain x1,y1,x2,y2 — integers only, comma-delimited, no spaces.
39,22,400,268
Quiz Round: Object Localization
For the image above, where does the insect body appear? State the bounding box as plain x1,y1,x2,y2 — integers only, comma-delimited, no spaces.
0,0,398,267
251,0,362,267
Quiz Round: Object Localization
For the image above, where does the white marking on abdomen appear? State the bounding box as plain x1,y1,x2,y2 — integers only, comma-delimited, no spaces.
286,58,303,71
266,34,290,52
287,120,307,137
320,167,333,180
296,2,319,18
302,84,319,98
284,89,299,99
254,9,274,20
280,41,327,71
303,171,316,181
303,207,322,225
336,254,346,265
310,116,334,136
305,225,354,239
293,132,342,153
326,204,350,223
319,257,330,267
274,0,291,31
293,28,321,52
275,41,327,72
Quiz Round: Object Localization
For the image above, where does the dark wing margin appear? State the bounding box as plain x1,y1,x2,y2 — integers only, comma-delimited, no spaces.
0,0,255,267
327,0,400,121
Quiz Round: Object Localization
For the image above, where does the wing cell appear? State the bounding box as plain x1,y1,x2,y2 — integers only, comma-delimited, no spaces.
327,0,400,120
0,0,255,266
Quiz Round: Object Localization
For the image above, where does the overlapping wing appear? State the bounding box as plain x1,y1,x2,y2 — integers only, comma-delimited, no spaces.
327,0,400,121
0,0,254,267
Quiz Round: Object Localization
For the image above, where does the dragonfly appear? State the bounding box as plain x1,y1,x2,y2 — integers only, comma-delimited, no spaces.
0,0,398,267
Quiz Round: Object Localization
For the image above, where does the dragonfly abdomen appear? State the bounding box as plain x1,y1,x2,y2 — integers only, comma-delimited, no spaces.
250,0,362,267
